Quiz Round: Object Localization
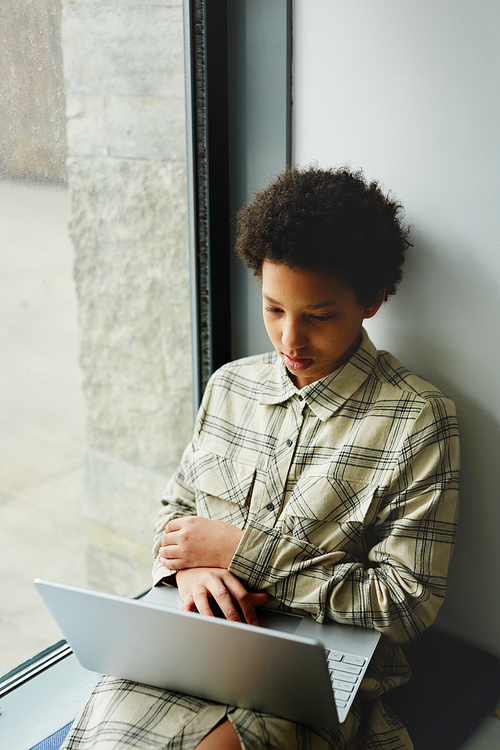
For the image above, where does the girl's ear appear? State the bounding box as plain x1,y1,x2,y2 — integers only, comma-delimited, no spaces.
363,288,386,319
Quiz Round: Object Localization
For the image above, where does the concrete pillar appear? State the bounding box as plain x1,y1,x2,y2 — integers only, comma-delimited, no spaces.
61,0,193,594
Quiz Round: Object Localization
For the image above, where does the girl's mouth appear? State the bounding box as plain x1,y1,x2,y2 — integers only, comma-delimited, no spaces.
282,354,313,372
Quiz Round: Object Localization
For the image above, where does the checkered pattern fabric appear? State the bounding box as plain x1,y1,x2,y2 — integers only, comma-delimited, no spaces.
61,676,369,750
153,330,459,647
62,330,458,749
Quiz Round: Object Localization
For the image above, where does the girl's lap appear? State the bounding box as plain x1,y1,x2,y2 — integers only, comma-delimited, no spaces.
60,675,359,750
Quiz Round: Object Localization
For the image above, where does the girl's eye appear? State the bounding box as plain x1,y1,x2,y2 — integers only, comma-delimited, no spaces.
310,314,334,322
265,307,282,314
264,307,334,321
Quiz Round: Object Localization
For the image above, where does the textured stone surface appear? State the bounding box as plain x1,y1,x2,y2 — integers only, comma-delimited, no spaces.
107,96,187,160
66,96,108,157
87,542,152,597
69,156,192,472
66,94,186,160
0,0,67,182
62,2,185,99
84,449,167,546
61,0,193,592
85,515,155,595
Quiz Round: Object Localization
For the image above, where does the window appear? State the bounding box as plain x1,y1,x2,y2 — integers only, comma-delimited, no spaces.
1,0,291,681
1,0,192,676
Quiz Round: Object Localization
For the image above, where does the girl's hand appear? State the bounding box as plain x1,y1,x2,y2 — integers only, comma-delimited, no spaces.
159,516,244,570
176,567,268,626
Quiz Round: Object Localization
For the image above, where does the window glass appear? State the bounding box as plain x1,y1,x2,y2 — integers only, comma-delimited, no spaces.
0,0,192,676
0,179,85,674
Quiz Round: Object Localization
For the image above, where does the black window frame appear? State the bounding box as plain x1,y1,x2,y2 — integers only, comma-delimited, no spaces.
0,0,292,697
185,0,292,405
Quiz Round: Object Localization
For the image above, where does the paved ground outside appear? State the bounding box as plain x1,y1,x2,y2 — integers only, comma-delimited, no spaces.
0,179,88,675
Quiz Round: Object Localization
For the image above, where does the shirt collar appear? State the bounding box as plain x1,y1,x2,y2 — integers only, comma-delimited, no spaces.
259,328,378,421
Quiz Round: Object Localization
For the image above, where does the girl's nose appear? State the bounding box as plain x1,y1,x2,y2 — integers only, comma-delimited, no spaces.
282,316,307,350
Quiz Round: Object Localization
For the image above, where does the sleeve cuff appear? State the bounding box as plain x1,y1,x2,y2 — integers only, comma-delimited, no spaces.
228,519,286,588
152,556,178,587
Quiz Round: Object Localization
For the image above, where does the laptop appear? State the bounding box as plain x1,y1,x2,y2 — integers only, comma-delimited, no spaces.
34,578,380,731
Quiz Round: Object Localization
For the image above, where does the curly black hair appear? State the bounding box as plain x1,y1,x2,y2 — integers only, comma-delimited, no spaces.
235,166,411,304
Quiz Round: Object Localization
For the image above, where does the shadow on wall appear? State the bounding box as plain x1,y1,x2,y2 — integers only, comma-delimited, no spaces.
435,386,500,654
368,233,500,656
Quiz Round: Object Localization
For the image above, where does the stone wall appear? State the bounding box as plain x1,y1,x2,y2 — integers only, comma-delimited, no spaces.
61,0,193,594
0,0,66,182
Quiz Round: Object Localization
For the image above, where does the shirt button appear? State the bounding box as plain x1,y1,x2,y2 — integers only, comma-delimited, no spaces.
286,439,293,447
298,395,303,401
266,503,274,511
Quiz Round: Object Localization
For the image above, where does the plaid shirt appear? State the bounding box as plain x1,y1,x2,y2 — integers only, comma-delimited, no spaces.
153,329,459,650
63,331,458,750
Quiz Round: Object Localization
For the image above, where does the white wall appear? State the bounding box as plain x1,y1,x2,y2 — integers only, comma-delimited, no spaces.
293,0,500,656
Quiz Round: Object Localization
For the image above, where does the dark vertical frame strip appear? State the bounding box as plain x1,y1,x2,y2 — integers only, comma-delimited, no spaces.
183,0,202,411
184,0,231,407
286,0,293,168
204,1,231,376
184,0,210,407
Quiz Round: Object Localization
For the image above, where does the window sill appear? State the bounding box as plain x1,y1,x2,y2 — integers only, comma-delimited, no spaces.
0,645,100,750
0,588,152,749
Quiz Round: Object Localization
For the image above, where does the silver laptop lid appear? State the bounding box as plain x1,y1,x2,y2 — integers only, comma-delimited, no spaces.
34,579,339,729
35,579,380,729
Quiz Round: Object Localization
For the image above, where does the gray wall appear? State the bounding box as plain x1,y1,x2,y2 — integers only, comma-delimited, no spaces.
61,0,193,594
228,0,291,360
0,0,66,182
293,0,500,656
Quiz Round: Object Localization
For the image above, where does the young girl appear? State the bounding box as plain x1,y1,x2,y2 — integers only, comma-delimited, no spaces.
62,167,459,750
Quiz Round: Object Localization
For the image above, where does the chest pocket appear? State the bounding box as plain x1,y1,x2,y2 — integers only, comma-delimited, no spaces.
283,467,380,552
184,449,255,525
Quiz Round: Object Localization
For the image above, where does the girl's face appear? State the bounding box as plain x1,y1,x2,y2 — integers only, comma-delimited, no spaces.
262,261,383,389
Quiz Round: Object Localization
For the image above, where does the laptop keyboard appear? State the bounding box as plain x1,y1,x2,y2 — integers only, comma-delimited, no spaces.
324,649,366,711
